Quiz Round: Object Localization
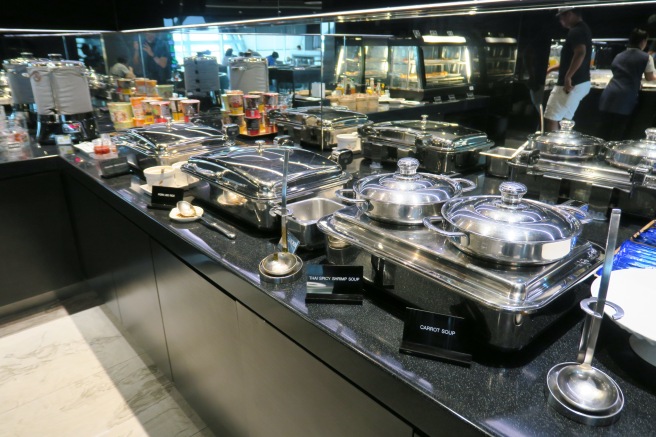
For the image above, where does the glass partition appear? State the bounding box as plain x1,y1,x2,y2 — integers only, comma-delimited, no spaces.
1,2,648,141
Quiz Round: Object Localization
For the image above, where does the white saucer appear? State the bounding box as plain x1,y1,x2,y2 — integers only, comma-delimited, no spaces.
169,205,204,222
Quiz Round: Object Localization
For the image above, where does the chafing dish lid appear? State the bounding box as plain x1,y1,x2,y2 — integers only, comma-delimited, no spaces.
3,52,41,68
114,122,227,155
184,54,218,63
269,106,368,128
355,157,463,204
606,128,656,160
527,120,603,148
441,182,581,243
184,146,350,199
27,54,86,69
359,117,493,150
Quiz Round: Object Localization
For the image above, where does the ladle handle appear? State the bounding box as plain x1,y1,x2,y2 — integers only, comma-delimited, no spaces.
597,209,621,314
281,149,290,252
576,209,621,365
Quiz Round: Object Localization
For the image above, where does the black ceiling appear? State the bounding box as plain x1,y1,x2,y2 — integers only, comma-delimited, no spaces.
2,0,655,33
1,0,323,32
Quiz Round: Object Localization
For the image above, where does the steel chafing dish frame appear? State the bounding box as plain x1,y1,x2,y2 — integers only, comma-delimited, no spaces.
318,205,603,350
510,128,656,220
359,115,494,175
182,144,352,231
269,106,369,151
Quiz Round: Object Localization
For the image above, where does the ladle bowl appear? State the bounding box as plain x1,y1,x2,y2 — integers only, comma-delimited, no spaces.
177,200,198,217
260,251,300,277
554,363,621,414
546,362,624,426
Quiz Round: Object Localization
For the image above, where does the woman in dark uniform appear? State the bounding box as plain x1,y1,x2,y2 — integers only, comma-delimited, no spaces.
598,28,655,140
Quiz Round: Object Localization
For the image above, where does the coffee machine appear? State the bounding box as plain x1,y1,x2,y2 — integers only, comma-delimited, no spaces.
26,54,98,144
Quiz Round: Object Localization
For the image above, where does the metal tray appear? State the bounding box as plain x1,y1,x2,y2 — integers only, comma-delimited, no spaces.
318,206,603,350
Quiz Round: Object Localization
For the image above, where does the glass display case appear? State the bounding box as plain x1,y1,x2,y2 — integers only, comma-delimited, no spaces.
483,37,517,83
335,41,363,81
363,43,388,83
388,35,471,101
334,36,389,91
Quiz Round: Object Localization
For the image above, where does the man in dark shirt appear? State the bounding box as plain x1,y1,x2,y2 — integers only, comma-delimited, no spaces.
544,7,592,131
142,32,171,84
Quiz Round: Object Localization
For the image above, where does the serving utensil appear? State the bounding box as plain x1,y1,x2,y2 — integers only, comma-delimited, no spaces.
175,200,236,240
546,209,624,426
259,149,303,283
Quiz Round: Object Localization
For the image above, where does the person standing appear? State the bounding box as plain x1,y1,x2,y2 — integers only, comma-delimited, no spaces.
544,7,592,131
598,29,656,140
142,32,171,83
222,48,235,67
109,56,135,79
266,51,279,66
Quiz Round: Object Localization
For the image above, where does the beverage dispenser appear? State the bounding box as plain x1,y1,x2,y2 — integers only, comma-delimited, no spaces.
2,52,40,130
184,53,221,111
26,54,98,144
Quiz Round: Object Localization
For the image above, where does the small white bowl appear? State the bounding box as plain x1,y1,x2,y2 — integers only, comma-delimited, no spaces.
144,165,175,187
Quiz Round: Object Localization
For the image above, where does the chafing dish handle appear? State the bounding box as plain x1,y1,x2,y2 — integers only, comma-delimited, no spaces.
181,162,216,179
422,216,469,242
556,205,592,224
452,178,476,193
335,189,366,204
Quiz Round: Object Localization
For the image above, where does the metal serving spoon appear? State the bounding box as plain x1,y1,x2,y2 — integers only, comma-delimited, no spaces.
176,200,236,240
259,149,301,278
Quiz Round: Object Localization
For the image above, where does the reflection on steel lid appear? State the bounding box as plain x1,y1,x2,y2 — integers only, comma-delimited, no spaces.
361,118,492,150
185,145,350,199
528,120,604,148
606,127,656,160
355,157,463,205
442,182,582,243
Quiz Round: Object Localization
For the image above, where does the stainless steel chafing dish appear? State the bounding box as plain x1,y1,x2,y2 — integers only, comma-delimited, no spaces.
605,128,656,171
269,106,368,150
318,205,603,350
113,122,236,171
359,115,494,175
526,120,605,162
182,145,352,230
510,125,656,220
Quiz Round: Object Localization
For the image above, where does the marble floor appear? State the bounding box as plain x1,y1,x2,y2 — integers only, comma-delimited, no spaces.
0,293,214,437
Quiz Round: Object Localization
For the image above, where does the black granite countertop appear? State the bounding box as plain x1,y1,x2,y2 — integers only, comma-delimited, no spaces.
3,143,656,436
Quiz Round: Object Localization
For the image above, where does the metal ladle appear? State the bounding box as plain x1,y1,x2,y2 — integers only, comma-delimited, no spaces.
546,209,624,426
176,200,236,240
259,149,303,282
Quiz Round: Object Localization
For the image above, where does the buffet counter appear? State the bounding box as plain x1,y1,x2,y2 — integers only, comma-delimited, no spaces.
2,144,656,437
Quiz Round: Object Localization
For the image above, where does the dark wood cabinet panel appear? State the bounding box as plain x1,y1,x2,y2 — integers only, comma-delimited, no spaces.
237,302,413,437
0,171,83,309
153,241,248,437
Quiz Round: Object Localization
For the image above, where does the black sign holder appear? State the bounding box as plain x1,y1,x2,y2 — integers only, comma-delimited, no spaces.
305,265,363,305
98,156,131,179
148,185,184,210
399,308,472,366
